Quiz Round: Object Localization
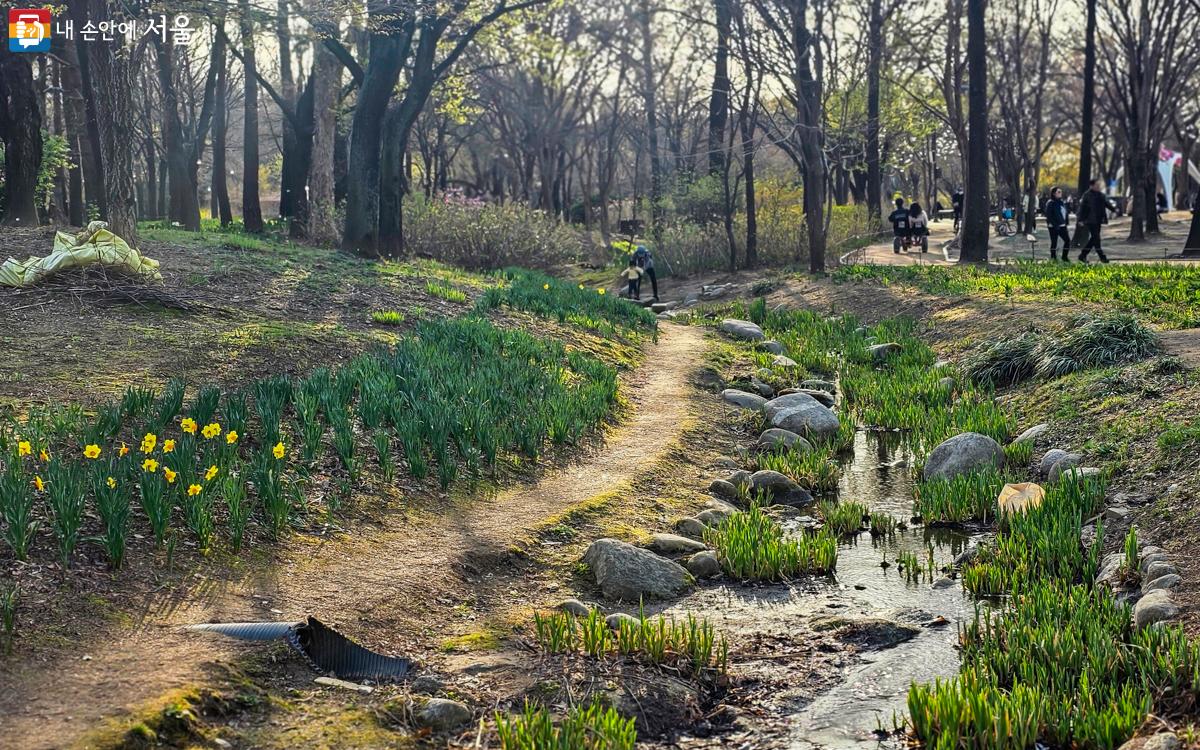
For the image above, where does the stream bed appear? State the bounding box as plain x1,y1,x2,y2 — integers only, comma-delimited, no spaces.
664,430,983,749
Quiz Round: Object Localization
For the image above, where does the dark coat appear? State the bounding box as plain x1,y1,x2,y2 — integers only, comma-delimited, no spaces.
1045,198,1069,228
1078,189,1112,226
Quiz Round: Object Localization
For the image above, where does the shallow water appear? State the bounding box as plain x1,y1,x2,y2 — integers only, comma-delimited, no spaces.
668,431,981,749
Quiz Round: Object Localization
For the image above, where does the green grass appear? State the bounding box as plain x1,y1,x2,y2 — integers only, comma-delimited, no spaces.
964,313,1160,388
532,608,729,676
496,699,636,750
477,268,657,337
425,281,468,303
914,469,1013,525
370,310,405,326
816,500,867,536
703,502,837,579
755,446,841,492
835,260,1200,329
0,316,621,573
907,472,1200,750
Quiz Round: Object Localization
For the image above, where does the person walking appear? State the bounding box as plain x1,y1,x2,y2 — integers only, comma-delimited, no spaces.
1044,187,1070,261
620,258,644,300
632,244,659,301
1077,178,1116,263
952,187,964,232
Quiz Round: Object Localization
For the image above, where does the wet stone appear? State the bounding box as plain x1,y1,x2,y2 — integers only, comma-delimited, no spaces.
416,698,472,731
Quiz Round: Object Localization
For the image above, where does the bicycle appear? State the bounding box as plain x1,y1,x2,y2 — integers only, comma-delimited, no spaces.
993,208,1015,237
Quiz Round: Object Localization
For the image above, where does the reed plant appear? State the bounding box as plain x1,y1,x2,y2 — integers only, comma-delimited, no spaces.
495,699,636,750
817,500,868,536
704,502,837,579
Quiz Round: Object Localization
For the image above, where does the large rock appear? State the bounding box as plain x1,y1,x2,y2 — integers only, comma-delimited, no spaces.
687,551,722,579
416,698,472,731
868,342,902,362
708,479,738,498
720,319,765,341
750,469,803,499
777,388,836,408
1012,423,1050,444
772,354,799,368
801,379,836,394
721,389,767,411
749,378,775,398
756,428,813,453
763,393,841,441
761,340,785,354
1142,573,1181,594
1047,453,1083,482
582,538,694,601
647,533,707,556
674,517,708,539
1039,448,1069,477
1144,561,1178,581
922,432,1005,481
1133,590,1179,629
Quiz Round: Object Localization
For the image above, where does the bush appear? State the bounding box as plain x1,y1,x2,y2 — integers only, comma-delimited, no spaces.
403,195,589,271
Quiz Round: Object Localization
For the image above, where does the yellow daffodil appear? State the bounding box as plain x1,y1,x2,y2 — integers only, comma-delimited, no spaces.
181,417,198,435
39,449,50,462
119,442,129,457
201,423,221,439
163,468,177,484
226,430,239,445
187,484,202,497
83,444,102,459
543,283,550,290
140,433,157,454
578,283,584,289
142,458,158,473
17,441,31,457
205,465,219,481
163,439,176,454
106,476,117,490
598,288,606,295
272,441,286,459
33,475,44,492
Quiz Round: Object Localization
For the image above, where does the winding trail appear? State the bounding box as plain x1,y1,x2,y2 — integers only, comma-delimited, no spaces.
0,323,707,750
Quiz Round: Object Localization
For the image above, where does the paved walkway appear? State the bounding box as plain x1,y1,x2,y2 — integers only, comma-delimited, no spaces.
851,211,1196,266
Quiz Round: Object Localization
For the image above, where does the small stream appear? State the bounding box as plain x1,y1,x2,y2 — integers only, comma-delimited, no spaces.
666,430,983,749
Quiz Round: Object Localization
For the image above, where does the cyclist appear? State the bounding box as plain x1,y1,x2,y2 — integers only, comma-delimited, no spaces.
888,198,911,253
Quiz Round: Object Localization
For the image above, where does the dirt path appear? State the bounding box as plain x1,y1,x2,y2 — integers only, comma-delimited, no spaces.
0,323,707,750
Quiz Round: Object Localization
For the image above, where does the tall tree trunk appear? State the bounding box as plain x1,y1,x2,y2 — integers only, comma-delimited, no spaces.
276,0,298,220
341,21,408,254
637,0,664,247
959,0,990,263
794,0,826,273
155,36,201,230
50,64,70,224
88,9,138,243
865,0,883,225
144,137,158,220
1126,151,1147,241
308,30,340,244
1073,0,1096,247
60,48,87,226
0,49,43,226
707,0,732,178
68,0,106,216
240,0,264,233
1184,203,1200,254
211,12,232,227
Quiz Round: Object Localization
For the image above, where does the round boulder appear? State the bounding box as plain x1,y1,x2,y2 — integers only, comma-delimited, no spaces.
687,551,722,579
1039,448,1069,477
922,432,1005,482
1012,423,1050,445
721,389,767,411
1046,453,1083,482
647,533,708,556
416,698,472,731
761,340,785,354
582,538,694,601
720,319,765,341
763,393,841,441
674,517,708,539
557,599,592,617
1133,589,1179,629
756,428,813,453
868,342,902,362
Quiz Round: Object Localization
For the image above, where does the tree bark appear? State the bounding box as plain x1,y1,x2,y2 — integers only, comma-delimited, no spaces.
959,0,990,263
341,14,409,254
154,35,201,230
69,0,107,216
240,0,264,233
707,0,732,178
1073,0,1096,247
866,0,883,225
307,28,340,244
0,49,43,226
211,11,233,227
88,6,138,243
1184,203,1200,254
637,0,664,248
